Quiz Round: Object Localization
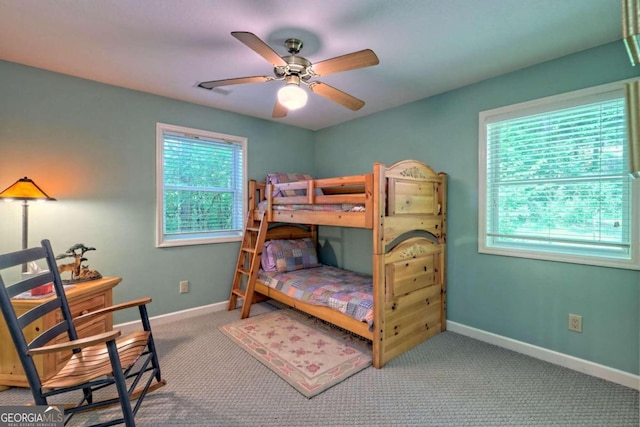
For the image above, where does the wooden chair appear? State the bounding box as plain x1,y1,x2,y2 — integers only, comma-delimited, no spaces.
0,240,166,426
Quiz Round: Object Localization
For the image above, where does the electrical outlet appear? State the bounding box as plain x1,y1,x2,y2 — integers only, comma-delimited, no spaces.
568,314,582,333
179,280,189,294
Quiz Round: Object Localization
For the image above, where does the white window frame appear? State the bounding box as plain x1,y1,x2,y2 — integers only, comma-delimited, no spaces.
479,81,640,270
156,123,247,247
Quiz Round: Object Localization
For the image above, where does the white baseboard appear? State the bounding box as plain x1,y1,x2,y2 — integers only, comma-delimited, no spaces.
115,301,229,335
447,321,640,391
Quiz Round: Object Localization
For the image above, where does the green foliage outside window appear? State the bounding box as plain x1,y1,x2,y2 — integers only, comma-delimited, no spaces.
484,94,632,258
157,123,245,246
164,191,233,234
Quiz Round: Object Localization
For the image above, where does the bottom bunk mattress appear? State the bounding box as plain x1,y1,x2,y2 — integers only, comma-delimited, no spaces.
257,265,373,329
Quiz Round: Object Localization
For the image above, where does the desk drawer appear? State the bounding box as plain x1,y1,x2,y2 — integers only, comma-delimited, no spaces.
56,294,106,322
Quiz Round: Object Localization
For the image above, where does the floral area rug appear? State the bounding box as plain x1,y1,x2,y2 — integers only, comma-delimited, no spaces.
220,308,372,398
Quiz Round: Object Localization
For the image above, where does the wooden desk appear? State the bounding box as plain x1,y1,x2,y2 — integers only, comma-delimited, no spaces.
0,276,121,388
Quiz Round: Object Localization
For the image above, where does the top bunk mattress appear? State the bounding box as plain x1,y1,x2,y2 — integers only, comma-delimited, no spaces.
257,200,365,212
256,172,368,213
258,265,373,329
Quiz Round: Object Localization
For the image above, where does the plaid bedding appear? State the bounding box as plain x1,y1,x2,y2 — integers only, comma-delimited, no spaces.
258,265,373,328
266,173,324,197
261,238,320,272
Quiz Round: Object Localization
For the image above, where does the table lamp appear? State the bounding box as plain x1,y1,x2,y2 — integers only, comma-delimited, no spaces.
0,177,56,272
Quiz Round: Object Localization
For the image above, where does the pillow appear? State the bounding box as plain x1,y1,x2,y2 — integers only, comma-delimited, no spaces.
261,240,278,272
266,173,324,197
261,238,320,272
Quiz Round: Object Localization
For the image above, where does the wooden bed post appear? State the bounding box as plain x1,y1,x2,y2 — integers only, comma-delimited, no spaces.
364,173,374,229
372,162,385,368
438,172,447,332
248,180,257,211
265,183,274,222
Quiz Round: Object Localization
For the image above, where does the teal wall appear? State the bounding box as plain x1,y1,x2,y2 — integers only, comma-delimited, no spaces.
314,41,640,375
1,40,638,375
0,60,315,321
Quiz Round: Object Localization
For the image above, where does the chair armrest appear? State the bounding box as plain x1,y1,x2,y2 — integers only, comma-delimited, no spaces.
28,330,121,356
73,297,152,323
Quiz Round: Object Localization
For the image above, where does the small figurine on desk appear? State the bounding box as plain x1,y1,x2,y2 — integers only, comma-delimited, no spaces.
56,243,102,284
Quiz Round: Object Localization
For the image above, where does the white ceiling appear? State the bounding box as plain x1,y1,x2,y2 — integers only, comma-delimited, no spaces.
0,0,624,130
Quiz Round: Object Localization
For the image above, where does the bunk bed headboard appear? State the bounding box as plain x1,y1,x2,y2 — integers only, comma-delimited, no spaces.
264,223,317,243
371,160,447,367
376,160,447,249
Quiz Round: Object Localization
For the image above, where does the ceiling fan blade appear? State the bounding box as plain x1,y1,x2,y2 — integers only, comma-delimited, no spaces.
309,82,365,111
198,76,271,89
272,100,288,118
231,31,288,67
312,49,379,76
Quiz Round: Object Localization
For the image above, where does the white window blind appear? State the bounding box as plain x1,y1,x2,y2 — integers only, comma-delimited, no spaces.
479,83,639,269
156,123,246,247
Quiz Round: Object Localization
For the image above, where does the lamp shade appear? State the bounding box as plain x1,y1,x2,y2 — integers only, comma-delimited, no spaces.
623,0,640,66
277,84,308,110
0,177,56,201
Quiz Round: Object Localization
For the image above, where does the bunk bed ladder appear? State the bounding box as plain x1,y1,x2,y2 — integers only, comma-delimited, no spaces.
228,210,268,318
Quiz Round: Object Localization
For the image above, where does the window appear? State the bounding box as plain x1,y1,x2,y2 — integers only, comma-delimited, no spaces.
479,82,639,270
156,123,246,247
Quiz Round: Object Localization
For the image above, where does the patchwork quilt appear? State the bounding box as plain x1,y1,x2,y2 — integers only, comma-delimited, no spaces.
258,265,374,328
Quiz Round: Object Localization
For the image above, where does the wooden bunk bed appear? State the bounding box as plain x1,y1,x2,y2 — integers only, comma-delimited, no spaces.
228,160,447,368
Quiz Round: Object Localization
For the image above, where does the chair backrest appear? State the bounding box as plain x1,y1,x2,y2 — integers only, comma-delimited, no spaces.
0,239,78,392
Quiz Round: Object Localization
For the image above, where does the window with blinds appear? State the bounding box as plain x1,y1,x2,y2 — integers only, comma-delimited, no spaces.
479,82,639,269
156,123,247,247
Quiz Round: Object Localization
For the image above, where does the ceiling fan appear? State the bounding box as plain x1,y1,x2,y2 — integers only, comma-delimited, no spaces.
197,31,380,118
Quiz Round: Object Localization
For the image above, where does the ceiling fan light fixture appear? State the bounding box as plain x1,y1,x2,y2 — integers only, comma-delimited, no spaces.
277,83,308,110
200,32,379,116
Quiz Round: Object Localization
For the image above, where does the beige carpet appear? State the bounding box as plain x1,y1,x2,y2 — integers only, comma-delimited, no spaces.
1,303,637,425
220,308,372,398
